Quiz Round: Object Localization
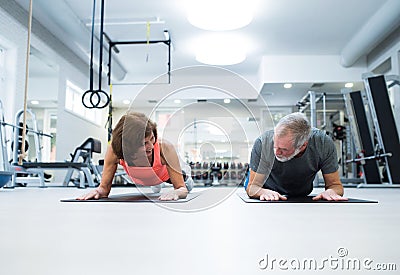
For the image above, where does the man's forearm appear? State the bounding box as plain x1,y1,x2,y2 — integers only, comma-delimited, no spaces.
323,171,344,196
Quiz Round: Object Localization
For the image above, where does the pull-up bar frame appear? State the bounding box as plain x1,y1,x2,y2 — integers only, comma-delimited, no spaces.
107,34,171,86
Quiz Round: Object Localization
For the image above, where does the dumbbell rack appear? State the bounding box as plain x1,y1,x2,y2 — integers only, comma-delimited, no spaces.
190,162,248,186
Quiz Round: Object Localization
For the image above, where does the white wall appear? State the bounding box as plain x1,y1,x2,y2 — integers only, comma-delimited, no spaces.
28,77,58,101
0,2,34,170
0,4,27,126
56,71,108,162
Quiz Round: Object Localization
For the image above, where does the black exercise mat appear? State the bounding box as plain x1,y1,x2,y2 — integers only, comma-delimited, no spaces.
61,192,200,203
237,193,377,203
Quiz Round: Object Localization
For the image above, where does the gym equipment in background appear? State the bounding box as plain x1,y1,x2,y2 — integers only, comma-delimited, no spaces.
81,0,110,109
10,137,102,188
331,123,354,179
11,110,53,164
210,164,222,186
1,106,54,187
18,0,33,166
0,171,12,188
1,106,103,188
341,74,400,186
297,91,327,129
362,74,400,185
297,88,390,186
0,104,101,189
62,137,102,188
0,100,10,175
189,161,248,186
107,30,171,86
342,89,382,185
297,91,328,187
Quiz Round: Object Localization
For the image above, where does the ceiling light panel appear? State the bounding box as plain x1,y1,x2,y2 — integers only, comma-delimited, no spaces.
186,0,257,31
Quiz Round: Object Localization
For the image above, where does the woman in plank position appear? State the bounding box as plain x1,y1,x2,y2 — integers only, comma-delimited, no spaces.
78,112,193,201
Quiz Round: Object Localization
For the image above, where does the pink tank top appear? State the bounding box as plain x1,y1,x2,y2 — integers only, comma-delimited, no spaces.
120,141,170,186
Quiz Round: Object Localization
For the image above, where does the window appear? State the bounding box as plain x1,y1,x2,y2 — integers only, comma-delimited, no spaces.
65,80,103,125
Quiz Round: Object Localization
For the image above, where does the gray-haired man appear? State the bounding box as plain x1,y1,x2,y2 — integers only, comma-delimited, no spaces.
246,112,347,201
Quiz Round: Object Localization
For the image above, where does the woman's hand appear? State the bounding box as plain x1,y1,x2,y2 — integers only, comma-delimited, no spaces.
158,187,188,201
77,186,109,200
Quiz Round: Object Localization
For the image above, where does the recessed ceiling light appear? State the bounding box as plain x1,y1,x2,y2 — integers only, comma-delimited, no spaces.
224,98,231,104
30,100,39,105
122,99,131,105
174,99,181,104
345,82,354,88
186,0,256,31
283,83,292,89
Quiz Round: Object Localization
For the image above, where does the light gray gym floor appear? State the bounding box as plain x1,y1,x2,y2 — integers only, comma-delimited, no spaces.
0,186,399,275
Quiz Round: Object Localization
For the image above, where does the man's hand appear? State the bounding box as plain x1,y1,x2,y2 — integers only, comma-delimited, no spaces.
77,186,109,200
313,189,348,201
259,189,287,201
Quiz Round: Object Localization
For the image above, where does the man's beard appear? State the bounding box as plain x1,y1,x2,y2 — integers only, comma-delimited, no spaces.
275,147,302,162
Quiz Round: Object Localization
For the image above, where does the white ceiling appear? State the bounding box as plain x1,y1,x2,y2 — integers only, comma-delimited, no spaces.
18,0,395,108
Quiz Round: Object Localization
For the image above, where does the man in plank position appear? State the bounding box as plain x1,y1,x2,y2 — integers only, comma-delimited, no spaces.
246,112,347,201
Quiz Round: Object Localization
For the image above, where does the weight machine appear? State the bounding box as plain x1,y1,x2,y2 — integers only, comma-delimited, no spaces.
0,101,102,188
342,74,400,186
297,90,364,185
296,91,327,129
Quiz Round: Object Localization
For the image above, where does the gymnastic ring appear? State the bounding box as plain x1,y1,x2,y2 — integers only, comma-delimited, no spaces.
89,90,102,108
92,89,110,109
82,89,110,109
82,89,96,109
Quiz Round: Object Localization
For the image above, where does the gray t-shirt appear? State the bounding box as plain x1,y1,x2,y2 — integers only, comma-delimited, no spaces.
250,128,338,196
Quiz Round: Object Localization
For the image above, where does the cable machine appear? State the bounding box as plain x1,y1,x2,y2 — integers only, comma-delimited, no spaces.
342,74,400,186
297,90,365,185
362,74,400,185
341,88,382,185
296,91,326,129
